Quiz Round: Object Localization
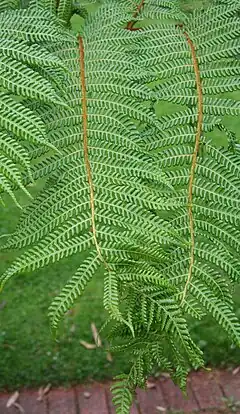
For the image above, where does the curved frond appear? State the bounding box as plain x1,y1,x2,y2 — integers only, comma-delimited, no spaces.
0,5,71,203
48,252,101,329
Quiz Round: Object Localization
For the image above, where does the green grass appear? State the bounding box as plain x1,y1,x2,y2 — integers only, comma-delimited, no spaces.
0,0,240,391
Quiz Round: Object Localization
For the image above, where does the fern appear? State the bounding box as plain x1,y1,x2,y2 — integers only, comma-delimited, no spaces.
0,0,19,13
0,5,72,206
0,1,240,413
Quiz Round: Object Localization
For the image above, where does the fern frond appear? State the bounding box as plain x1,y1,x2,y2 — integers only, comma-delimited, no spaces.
0,7,72,42
28,0,57,12
111,375,135,414
57,0,72,22
48,252,100,329
103,271,121,318
0,56,65,105
0,0,19,12
140,0,183,20
146,2,240,314
0,38,66,71
0,1,170,300
0,5,71,203
190,281,240,345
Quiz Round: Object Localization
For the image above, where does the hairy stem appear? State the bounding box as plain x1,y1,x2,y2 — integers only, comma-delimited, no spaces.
127,0,145,30
181,30,203,305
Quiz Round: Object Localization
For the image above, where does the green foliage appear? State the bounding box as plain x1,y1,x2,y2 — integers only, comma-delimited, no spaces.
0,5,72,205
0,0,240,413
0,0,19,13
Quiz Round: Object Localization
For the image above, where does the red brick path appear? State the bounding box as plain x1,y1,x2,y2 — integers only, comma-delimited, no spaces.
0,369,239,413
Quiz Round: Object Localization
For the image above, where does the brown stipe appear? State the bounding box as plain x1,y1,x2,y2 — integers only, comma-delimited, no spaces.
181,30,203,305
78,35,108,265
127,0,145,30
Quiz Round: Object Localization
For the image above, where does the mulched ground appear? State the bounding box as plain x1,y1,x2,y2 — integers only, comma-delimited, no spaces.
0,369,239,413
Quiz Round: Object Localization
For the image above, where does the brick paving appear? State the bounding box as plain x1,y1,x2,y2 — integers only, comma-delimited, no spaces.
0,369,239,413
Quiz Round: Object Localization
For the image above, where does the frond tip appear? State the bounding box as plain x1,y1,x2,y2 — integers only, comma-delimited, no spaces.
48,252,100,330
111,375,135,414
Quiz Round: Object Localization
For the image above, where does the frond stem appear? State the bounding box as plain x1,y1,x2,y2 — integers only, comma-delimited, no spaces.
180,30,203,305
78,35,109,269
127,0,145,30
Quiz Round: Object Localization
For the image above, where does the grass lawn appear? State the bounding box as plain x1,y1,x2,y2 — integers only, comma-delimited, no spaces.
0,0,240,392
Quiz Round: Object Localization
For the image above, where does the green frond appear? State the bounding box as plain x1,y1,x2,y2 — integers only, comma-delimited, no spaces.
190,281,240,345
0,0,19,12
0,38,66,70
140,0,183,20
28,0,57,12
73,0,98,5
48,252,100,329
0,133,32,178
0,55,66,105
200,60,240,78
0,7,73,42
103,271,121,318
191,3,240,29
0,5,71,202
111,375,135,414
57,0,72,22
0,154,31,198
0,93,50,148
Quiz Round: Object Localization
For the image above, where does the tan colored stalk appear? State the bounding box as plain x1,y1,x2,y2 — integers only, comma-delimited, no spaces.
181,30,203,305
78,35,107,265
127,0,145,30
